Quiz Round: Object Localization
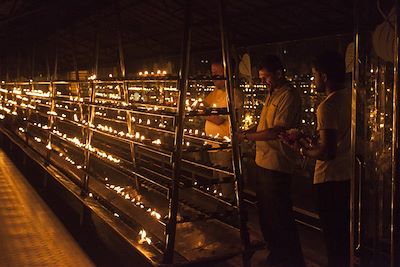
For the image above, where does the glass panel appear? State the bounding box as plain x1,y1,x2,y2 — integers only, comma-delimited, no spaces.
354,12,394,264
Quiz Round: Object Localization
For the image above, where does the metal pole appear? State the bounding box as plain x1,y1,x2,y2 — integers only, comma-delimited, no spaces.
82,80,96,195
82,25,100,193
163,0,191,263
71,29,80,81
391,1,400,266
123,82,140,189
115,2,126,78
350,1,360,265
115,4,139,189
218,1,251,266
46,54,50,81
47,45,58,158
94,29,99,77
53,48,58,81
46,81,56,161
5,55,9,81
25,79,34,144
31,45,35,80
71,28,86,142
16,51,20,80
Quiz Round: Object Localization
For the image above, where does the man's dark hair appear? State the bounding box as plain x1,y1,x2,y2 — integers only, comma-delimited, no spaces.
312,50,345,85
258,55,284,73
209,55,236,74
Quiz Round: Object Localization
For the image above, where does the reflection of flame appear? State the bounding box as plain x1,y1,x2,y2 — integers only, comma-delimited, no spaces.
223,136,231,142
150,210,161,220
152,139,161,145
46,142,52,150
243,113,254,130
138,229,152,245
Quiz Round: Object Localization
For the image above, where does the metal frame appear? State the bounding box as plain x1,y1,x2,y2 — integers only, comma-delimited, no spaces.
0,1,252,265
350,1,360,265
352,1,400,266
115,5,140,191
83,80,96,194
163,0,192,263
0,79,245,265
218,0,251,266
391,1,400,266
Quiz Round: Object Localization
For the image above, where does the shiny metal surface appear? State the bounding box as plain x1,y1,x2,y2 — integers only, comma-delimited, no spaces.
163,1,192,263
350,4,359,263
391,2,400,266
352,2,397,265
0,149,94,267
218,0,251,266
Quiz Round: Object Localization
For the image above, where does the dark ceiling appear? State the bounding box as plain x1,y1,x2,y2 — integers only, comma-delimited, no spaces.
0,0,385,78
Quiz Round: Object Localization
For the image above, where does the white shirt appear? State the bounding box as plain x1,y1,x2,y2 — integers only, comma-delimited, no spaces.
204,88,243,139
313,89,351,184
255,83,301,173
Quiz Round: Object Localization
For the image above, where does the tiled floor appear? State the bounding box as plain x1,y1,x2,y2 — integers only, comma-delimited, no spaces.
0,150,94,267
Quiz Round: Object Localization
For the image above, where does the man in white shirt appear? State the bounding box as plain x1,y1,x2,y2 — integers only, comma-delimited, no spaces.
205,62,243,200
239,55,304,267
299,51,350,267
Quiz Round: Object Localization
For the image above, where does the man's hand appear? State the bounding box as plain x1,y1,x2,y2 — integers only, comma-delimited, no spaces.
279,133,301,152
278,129,313,156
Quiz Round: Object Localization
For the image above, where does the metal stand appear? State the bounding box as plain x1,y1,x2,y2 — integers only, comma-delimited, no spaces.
218,1,251,266
163,0,192,263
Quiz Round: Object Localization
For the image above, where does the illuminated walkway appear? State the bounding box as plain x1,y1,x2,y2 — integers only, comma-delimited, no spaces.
0,150,94,267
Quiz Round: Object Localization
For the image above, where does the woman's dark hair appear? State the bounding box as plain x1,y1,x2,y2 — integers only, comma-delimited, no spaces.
312,50,345,85
258,55,284,73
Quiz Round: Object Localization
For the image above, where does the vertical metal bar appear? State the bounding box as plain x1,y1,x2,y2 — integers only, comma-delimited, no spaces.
47,81,56,161
115,2,126,79
53,48,58,81
123,81,140,189
115,4,139,189
82,29,100,194
46,54,51,81
31,45,35,80
71,29,80,81
26,80,35,143
47,43,58,159
391,1,400,266
16,51,20,80
350,1,361,266
5,55,9,81
163,0,192,263
218,1,251,266
82,80,96,195
94,29,99,77
355,156,363,251
71,28,86,144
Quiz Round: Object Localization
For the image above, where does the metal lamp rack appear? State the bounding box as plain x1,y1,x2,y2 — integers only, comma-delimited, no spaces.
0,1,253,265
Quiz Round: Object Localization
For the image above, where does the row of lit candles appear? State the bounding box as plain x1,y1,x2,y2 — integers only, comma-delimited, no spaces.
2,86,227,114
138,70,168,76
12,97,231,146
17,117,230,206
4,88,242,145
